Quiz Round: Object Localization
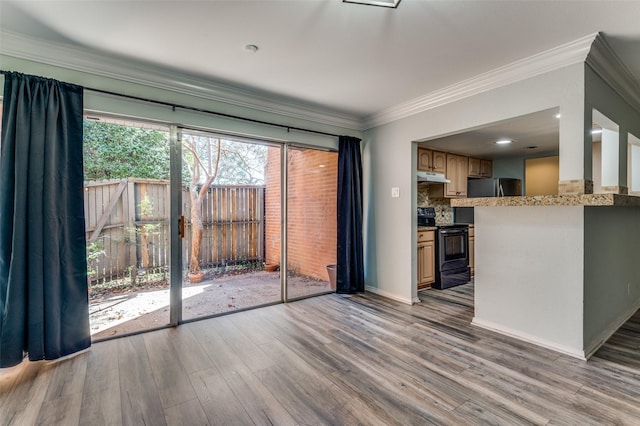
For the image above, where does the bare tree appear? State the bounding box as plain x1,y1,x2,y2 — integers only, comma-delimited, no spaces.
182,135,221,276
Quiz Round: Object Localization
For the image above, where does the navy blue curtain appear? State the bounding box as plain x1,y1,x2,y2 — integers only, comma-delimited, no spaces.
336,136,364,294
0,72,90,368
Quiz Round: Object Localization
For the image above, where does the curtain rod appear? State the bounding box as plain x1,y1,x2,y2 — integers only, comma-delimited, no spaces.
0,70,342,138
86,87,342,139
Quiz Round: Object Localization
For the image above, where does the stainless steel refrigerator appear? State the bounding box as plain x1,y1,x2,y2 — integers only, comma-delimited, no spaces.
467,177,522,197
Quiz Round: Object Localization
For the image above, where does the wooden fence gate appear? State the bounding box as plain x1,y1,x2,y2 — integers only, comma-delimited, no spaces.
84,178,265,283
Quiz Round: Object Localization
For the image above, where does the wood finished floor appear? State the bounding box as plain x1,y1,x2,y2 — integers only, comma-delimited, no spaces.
2,283,640,425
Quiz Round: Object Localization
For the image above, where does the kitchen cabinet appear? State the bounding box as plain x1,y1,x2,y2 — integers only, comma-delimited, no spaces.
468,157,493,178
480,159,492,177
445,154,468,197
468,225,475,276
429,153,468,198
417,230,435,289
418,148,446,173
417,148,433,171
432,151,446,173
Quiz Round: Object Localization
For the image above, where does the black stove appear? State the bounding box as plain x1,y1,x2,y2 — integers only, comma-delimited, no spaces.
418,207,470,289
433,224,470,289
417,207,436,227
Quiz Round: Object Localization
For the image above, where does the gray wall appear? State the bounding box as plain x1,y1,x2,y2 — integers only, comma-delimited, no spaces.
473,206,585,357
585,64,640,187
492,157,525,181
364,63,585,302
583,206,640,356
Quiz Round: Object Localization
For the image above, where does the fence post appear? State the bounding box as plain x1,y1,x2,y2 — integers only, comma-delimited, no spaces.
126,179,137,275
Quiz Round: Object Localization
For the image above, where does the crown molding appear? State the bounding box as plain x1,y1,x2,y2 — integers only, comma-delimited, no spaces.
364,33,600,130
0,31,362,131
586,33,640,115
5,30,633,133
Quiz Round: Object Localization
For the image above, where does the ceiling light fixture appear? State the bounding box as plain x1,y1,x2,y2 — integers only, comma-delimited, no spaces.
554,113,561,119
495,139,512,145
591,129,603,134
343,0,401,8
244,44,259,53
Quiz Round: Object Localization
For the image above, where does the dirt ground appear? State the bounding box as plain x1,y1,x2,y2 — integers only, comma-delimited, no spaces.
89,270,332,339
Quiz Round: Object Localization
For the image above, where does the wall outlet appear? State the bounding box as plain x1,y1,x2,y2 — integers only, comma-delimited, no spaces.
391,187,400,198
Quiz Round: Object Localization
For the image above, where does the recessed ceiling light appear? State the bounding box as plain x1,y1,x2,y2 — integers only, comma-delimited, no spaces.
495,139,512,145
591,129,603,134
244,44,259,53
343,0,401,8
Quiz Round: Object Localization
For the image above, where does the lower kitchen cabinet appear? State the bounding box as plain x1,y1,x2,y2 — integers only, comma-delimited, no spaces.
417,230,435,289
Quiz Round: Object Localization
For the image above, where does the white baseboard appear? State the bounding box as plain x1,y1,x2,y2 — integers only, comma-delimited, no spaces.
365,285,414,305
472,317,587,360
583,297,640,359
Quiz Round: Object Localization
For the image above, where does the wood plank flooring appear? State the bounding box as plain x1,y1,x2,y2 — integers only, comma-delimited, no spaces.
2,283,640,425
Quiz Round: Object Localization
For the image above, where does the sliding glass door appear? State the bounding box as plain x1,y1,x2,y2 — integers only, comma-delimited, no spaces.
85,119,336,336
180,129,281,321
84,117,171,339
285,146,338,299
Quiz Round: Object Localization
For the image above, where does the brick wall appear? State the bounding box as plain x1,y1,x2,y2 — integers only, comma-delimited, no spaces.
264,147,282,267
264,147,338,281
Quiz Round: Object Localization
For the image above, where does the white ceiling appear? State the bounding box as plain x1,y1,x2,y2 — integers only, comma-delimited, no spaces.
418,108,560,159
2,0,640,126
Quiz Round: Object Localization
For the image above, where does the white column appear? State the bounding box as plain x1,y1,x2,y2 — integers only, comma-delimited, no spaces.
601,129,619,188
629,135,640,192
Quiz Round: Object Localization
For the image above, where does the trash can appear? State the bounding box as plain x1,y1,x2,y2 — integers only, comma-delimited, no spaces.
326,264,337,290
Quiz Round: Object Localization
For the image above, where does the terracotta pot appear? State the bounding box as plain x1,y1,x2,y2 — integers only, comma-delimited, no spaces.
326,264,337,290
188,271,205,283
265,263,279,272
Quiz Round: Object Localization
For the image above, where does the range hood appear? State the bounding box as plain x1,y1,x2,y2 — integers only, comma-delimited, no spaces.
417,171,451,184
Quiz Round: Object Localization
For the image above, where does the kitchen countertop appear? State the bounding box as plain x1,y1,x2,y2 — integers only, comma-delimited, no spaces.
450,193,640,207
417,225,472,231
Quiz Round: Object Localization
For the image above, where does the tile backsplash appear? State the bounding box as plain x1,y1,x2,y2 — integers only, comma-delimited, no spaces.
417,183,452,225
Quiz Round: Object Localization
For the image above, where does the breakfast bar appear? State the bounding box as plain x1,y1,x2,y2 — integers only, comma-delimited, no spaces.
452,194,640,359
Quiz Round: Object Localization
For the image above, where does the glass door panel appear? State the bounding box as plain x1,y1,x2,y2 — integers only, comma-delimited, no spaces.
181,130,281,320
84,118,171,339
286,147,338,299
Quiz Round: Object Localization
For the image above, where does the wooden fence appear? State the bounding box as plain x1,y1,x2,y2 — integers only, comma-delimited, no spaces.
84,178,265,283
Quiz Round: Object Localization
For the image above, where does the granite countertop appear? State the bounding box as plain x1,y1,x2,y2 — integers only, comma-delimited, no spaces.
450,193,640,207
417,225,472,231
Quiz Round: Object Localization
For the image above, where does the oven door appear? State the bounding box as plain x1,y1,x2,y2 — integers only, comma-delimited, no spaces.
438,228,468,271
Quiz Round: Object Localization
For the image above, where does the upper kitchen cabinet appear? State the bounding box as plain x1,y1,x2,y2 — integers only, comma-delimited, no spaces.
432,151,446,173
469,157,492,178
418,148,447,173
417,147,433,171
430,153,468,198
418,147,447,173
445,154,468,197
